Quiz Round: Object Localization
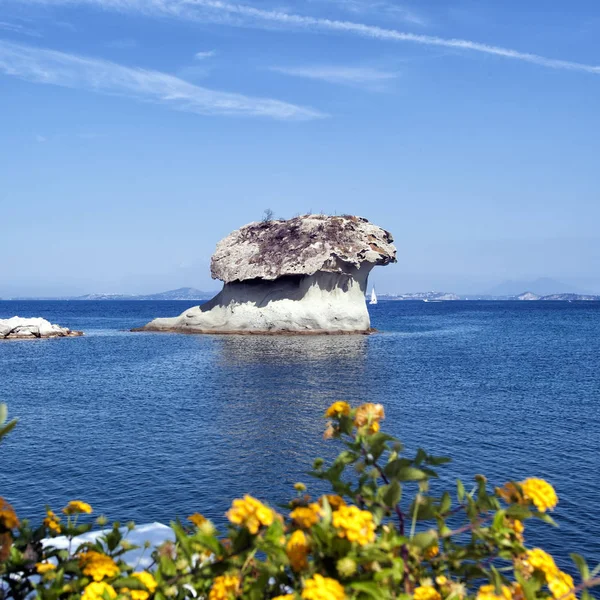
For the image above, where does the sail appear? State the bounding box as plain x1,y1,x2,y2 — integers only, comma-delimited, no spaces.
369,287,377,305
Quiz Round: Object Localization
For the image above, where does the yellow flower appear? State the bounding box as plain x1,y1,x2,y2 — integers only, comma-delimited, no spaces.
63,500,93,515
43,508,61,534
548,571,576,600
35,562,56,574
209,574,240,600
424,544,439,559
79,551,120,581
290,504,321,529
227,495,274,534
512,520,524,534
320,495,346,511
81,582,117,600
125,572,158,600
524,548,559,580
332,505,375,546
476,584,512,600
520,479,558,513
435,576,448,587
325,402,351,418
286,530,309,572
354,403,385,434
414,585,441,600
302,574,345,600
0,498,19,530
187,513,207,528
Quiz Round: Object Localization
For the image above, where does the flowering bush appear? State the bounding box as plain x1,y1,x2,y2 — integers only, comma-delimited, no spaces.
1,401,599,600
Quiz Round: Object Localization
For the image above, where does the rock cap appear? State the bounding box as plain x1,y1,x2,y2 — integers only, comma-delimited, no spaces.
211,214,396,283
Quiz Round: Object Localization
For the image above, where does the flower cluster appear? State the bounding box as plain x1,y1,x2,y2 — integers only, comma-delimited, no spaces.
0,498,19,530
82,581,117,600
43,508,61,534
208,574,240,600
79,550,120,581
302,574,346,600
226,494,275,534
332,505,375,546
286,529,309,572
290,503,321,529
353,402,385,434
63,499,93,515
414,584,441,600
520,478,559,512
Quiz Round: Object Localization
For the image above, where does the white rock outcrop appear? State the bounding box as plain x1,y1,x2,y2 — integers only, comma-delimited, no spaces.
0,317,83,339
138,214,397,334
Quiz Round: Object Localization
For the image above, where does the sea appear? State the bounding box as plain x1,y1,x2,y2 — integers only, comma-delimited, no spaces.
1,300,599,571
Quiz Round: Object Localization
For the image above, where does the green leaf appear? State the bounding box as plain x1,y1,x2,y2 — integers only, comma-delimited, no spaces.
492,509,507,530
571,553,590,580
335,451,358,466
414,448,427,466
457,479,466,502
428,455,452,466
394,467,428,482
439,492,452,515
506,505,533,520
411,530,438,549
535,512,558,527
350,581,385,599
384,458,412,479
382,481,402,508
0,419,18,440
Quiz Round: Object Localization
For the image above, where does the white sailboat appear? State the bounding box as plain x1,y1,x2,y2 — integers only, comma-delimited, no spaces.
369,287,378,305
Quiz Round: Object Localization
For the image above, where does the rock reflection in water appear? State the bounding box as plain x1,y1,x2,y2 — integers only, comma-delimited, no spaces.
216,334,369,364
198,334,370,511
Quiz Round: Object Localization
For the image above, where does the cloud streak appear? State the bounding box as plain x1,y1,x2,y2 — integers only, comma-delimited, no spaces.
0,20,42,37
0,39,324,120
13,0,600,75
195,49,216,59
270,65,398,90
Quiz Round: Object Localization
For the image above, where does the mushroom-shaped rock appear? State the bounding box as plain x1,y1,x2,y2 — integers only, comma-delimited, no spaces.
138,215,397,334
0,317,83,339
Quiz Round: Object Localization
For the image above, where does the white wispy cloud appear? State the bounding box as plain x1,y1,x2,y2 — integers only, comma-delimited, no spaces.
269,65,398,90
13,0,599,75
195,49,216,59
0,20,41,37
307,0,426,26
0,39,324,120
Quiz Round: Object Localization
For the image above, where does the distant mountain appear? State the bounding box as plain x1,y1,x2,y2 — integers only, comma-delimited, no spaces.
74,287,215,301
518,292,600,301
484,278,586,297
380,291,460,301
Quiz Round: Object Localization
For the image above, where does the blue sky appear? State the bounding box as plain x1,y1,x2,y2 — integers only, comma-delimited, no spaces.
1,0,599,296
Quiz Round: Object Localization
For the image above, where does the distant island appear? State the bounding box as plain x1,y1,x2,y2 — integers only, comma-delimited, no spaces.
4,287,216,301
380,291,600,301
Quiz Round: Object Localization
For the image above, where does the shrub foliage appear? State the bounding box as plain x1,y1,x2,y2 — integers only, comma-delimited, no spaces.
1,401,599,600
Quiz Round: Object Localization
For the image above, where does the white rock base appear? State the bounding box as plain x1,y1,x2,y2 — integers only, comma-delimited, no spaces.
137,267,375,334
0,317,83,339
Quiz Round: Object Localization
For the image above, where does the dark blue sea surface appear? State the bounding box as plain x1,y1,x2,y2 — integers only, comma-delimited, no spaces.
1,300,599,570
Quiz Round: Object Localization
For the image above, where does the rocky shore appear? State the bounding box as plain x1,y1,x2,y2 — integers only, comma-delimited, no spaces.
0,317,83,339
137,214,396,335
